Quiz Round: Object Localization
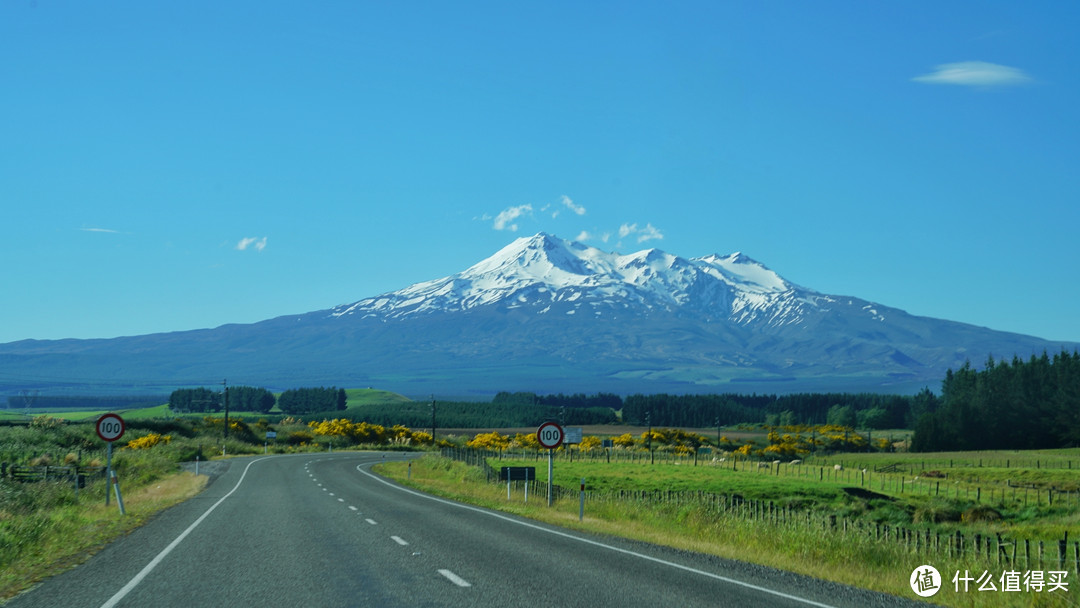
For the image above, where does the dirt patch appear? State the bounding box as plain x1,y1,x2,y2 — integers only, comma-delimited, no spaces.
841,487,893,501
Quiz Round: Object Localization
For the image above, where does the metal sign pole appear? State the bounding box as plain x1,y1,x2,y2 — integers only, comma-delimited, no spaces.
547,448,554,507
105,442,112,507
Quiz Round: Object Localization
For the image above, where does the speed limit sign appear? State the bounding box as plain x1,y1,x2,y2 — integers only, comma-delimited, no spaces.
96,413,126,442
536,422,564,449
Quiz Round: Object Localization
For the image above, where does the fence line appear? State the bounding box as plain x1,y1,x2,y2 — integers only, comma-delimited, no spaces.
447,446,1080,509
441,447,1078,575
1,463,106,485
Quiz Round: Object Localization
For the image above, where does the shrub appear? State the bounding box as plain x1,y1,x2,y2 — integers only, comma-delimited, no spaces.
961,505,1003,523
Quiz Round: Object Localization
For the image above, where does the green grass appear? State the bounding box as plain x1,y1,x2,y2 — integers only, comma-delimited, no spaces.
343,388,413,406
485,450,1080,543
0,471,207,600
378,455,1077,608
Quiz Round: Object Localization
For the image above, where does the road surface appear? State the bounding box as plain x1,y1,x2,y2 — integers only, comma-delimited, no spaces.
5,453,925,607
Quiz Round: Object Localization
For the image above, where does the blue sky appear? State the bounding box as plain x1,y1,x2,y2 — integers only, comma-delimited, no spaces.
2,1,1078,344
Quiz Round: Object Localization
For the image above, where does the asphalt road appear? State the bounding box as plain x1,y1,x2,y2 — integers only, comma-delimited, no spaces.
4,453,927,608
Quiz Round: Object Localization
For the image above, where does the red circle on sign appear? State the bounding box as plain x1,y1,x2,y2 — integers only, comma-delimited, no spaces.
536,421,564,449
96,413,126,442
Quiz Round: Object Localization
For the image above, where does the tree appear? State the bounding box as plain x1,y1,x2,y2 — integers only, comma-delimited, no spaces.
826,404,856,428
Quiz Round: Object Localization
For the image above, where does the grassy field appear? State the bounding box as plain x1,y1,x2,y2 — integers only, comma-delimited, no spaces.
377,451,1080,607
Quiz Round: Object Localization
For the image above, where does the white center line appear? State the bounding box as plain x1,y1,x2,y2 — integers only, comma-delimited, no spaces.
337,498,345,503
391,536,409,546
348,506,358,511
438,569,472,587
365,518,377,525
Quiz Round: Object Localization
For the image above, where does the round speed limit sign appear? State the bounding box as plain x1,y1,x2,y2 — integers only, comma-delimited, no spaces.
536,421,564,449
96,413,126,442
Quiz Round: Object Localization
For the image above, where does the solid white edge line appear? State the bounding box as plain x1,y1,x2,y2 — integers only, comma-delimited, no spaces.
100,457,272,608
438,569,472,587
357,463,838,608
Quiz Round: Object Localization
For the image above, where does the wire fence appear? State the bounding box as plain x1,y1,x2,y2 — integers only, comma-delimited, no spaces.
441,447,1080,575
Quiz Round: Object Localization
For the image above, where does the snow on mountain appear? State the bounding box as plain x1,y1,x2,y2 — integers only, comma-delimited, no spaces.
2,232,1074,397
329,232,864,330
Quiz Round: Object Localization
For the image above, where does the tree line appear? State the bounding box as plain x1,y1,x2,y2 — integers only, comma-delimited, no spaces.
6,394,167,410
911,350,1080,452
169,386,276,413
168,386,344,415
277,387,347,415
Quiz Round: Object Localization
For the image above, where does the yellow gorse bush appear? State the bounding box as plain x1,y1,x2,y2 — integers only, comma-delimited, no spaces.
305,418,433,446
466,431,511,450
126,433,172,450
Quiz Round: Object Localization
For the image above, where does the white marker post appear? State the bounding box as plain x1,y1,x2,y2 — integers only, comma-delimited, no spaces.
536,422,564,507
96,413,126,515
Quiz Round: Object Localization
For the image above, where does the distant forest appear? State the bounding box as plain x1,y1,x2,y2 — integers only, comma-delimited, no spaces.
911,350,1080,452
12,350,1079,451
5,394,167,411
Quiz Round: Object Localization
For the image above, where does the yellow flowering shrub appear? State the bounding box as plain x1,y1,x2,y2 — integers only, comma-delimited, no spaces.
466,431,510,450
578,436,602,452
126,433,172,450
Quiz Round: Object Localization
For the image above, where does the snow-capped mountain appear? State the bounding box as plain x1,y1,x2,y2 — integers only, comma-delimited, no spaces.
329,232,823,329
0,233,1075,397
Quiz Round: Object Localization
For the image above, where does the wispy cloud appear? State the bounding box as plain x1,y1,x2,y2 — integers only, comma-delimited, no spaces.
236,236,268,252
912,61,1033,87
492,204,533,231
560,195,586,216
619,222,664,243
575,230,611,244
80,227,122,234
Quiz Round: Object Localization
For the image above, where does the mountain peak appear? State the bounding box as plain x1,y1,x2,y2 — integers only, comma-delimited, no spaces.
329,233,812,325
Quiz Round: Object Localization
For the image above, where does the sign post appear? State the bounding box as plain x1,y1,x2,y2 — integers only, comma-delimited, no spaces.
96,413,126,515
536,422,564,507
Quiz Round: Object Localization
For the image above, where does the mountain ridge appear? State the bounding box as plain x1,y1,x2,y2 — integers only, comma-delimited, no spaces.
1,233,1075,397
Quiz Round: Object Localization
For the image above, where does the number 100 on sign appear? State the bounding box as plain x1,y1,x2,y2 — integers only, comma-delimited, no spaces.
537,422,563,449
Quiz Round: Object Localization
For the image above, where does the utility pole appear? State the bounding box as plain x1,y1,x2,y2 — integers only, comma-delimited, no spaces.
222,379,229,439
430,395,436,443
647,410,653,464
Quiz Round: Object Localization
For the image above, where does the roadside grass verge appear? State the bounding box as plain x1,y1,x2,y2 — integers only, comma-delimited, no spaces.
0,471,206,601
376,455,1075,608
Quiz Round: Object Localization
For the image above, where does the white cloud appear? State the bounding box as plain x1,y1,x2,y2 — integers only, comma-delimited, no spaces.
236,236,268,252
80,227,121,234
575,230,592,242
493,204,533,231
912,61,1033,87
560,195,586,216
618,222,664,243
636,223,664,243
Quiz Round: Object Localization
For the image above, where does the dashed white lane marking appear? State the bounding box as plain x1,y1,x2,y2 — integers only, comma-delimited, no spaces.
365,518,377,525
438,569,472,588
356,463,837,608
337,498,345,503
391,536,409,546
348,506,358,511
